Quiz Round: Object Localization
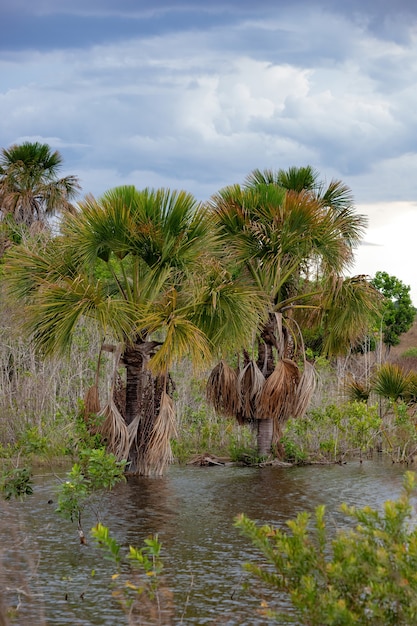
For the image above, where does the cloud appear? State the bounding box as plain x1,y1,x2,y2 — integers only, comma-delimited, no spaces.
1,0,417,298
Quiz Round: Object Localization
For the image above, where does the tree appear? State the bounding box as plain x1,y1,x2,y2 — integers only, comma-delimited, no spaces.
206,167,381,457
0,141,80,227
3,185,262,476
371,271,415,351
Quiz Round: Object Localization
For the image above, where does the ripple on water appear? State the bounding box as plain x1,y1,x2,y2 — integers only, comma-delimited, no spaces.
0,458,410,625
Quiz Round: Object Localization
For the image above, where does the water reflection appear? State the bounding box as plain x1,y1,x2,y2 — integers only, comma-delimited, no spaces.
0,458,411,625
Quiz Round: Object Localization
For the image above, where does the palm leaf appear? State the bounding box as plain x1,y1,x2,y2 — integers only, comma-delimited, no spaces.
372,363,410,401
96,399,130,461
346,376,372,402
83,384,101,424
291,361,317,418
96,344,130,461
237,360,265,419
257,358,300,422
322,275,382,356
142,391,177,476
206,360,240,417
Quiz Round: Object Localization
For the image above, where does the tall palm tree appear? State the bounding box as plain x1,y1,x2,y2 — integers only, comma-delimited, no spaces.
0,142,80,226
4,185,263,475
206,167,381,457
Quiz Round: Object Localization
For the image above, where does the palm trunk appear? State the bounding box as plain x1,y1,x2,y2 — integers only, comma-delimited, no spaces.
122,340,167,476
257,418,273,457
124,359,141,473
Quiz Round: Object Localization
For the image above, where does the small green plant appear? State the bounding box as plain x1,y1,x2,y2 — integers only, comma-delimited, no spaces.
91,524,172,622
281,436,308,463
56,448,126,540
235,471,417,625
401,347,417,358
17,426,48,455
283,401,381,462
1,466,33,500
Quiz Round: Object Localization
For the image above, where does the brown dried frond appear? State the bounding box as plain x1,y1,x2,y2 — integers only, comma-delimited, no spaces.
206,360,240,417
237,360,265,419
257,358,300,422
292,361,317,418
144,392,177,477
96,398,130,461
83,384,100,424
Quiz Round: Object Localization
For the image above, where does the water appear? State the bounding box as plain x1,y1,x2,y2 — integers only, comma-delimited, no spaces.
0,459,412,625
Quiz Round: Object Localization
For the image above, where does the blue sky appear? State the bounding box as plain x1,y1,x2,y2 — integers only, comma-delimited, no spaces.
1,0,417,300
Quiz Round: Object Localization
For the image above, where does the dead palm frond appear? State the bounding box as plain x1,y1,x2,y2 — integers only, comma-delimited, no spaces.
143,391,177,477
83,385,101,426
292,361,317,417
83,342,105,424
257,358,300,422
237,360,265,419
95,344,130,461
206,360,240,417
96,398,130,461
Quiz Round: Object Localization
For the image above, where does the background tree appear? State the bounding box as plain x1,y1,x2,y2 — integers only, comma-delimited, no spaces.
371,271,415,351
3,185,263,476
0,141,80,228
206,167,380,457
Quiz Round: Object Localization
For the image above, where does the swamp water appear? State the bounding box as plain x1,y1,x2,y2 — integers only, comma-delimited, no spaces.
0,458,411,625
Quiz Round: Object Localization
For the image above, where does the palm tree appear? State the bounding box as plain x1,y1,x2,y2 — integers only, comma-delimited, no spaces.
206,167,381,457
0,142,80,226
4,185,262,475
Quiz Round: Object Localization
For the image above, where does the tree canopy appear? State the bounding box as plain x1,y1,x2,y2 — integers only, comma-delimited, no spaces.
371,271,415,348
0,141,80,226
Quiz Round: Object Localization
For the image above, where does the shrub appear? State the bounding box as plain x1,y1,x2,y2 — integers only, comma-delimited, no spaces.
235,471,417,625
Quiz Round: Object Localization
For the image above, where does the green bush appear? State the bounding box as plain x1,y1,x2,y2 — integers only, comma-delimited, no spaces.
401,347,417,358
56,448,126,537
235,471,417,625
0,466,33,500
283,401,381,462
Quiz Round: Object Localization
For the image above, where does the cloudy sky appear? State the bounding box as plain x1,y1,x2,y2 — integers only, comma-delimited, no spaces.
1,1,417,300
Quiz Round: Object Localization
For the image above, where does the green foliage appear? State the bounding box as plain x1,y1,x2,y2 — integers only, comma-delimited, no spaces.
91,522,122,565
371,363,411,401
280,436,308,464
401,347,417,357
91,524,165,614
56,448,126,525
235,471,417,625
1,467,33,500
16,426,48,455
372,271,416,347
283,401,381,462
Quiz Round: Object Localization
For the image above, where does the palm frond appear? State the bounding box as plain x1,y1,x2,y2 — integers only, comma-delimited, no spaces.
96,398,130,461
206,360,240,417
139,297,212,373
292,361,317,417
346,377,372,402
83,385,101,424
237,360,265,419
142,391,177,476
25,277,135,355
257,358,300,422
322,275,382,356
371,363,410,401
